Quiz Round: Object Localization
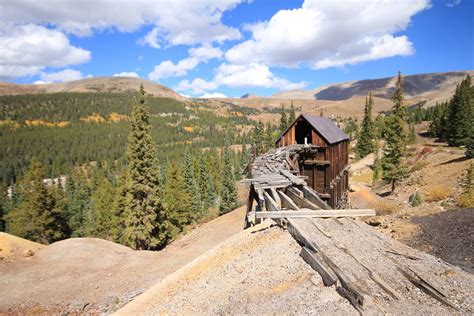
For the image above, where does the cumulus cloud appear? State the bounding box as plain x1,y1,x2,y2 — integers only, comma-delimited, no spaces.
149,44,222,81
0,0,243,46
175,62,306,94
39,69,91,82
225,0,429,69
0,24,91,80
113,72,140,78
200,92,227,98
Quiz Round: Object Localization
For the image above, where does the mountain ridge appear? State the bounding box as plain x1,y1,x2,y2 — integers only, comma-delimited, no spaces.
0,76,186,101
272,70,474,102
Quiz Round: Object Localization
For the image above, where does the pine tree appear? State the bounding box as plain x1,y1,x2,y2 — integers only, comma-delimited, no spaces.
88,172,117,241
356,93,376,159
198,152,216,209
279,105,288,134
446,75,472,146
182,148,202,220
65,169,91,237
220,140,237,214
122,85,165,250
264,122,274,152
162,161,190,238
381,72,409,193
408,124,416,144
253,121,265,154
372,141,382,182
6,158,67,243
289,101,296,124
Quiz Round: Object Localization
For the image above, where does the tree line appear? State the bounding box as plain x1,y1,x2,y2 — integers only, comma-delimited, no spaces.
0,92,254,186
1,86,243,249
353,73,473,192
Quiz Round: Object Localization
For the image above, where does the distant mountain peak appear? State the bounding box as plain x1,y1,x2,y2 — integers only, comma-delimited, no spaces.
240,93,259,99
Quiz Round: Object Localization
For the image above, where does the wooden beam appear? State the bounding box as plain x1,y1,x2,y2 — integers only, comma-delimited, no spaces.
303,160,330,165
255,209,375,219
263,191,281,212
301,186,331,210
270,188,281,209
300,247,337,286
286,188,320,210
277,191,299,210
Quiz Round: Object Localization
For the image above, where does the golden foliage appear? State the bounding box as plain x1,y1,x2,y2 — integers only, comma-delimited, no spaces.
371,200,399,215
425,185,454,202
183,126,194,132
24,120,70,127
0,119,21,129
458,190,474,207
80,113,106,123
108,112,128,122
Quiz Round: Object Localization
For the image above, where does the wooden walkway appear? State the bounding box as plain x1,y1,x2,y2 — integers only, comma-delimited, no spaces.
243,145,469,314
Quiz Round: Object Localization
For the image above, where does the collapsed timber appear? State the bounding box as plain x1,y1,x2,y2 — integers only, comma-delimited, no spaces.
242,144,471,314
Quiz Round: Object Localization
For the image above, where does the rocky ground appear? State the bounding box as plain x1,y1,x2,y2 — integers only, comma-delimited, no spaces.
116,221,356,315
349,126,473,276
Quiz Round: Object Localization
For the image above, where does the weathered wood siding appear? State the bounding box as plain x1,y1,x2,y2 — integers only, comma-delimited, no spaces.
276,118,349,208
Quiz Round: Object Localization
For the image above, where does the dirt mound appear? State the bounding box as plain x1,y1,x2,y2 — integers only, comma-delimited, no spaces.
0,206,246,314
36,238,132,263
116,221,354,315
0,232,44,261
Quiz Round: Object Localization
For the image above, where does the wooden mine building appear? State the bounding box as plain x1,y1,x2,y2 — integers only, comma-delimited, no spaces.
275,114,350,208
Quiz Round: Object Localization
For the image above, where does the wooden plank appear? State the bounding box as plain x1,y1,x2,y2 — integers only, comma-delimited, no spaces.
256,209,376,219
270,188,281,209
303,160,331,165
286,188,320,210
277,191,299,210
300,247,337,286
300,186,331,210
263,191,281,212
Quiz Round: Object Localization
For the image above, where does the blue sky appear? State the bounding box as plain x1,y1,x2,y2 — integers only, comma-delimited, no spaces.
1,0,472,97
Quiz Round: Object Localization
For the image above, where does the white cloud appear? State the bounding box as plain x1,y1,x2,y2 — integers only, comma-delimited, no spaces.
149,44,222,81
225,0,429,69
39,69,91,82
33,80,51,85
113,72,140,78
175,77,218,94
175,62,306,94
446,0,461,7
200,92,227,98
0,24,91,80
0,1,244,46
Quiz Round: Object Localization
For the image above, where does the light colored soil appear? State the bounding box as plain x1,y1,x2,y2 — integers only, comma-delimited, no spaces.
0,206,246,314
116,221,356,315
0,233,44,261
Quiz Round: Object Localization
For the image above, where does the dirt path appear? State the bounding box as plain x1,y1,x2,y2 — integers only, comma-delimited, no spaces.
0,206,246,314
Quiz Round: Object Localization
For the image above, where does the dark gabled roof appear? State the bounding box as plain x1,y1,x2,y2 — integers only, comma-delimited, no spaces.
276,113,349,145
301,114,349,144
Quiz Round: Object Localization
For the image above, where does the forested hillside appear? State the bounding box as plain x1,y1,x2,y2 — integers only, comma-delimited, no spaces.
0,92,254,185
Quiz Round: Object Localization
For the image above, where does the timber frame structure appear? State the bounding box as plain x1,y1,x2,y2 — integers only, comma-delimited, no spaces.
242,144,463,313
275,114,350,208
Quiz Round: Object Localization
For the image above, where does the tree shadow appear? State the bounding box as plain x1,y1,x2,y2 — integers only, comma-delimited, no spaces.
439,156,470,166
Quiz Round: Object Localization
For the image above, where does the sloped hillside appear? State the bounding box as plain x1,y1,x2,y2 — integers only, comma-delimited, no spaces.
272,70,474,105
0,77,186,100
0,207,246,314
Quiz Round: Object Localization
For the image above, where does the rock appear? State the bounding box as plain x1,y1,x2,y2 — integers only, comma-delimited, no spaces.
23,249,35,257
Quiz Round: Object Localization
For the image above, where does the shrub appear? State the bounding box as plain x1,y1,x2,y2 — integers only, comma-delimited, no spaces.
410,192,423,207
458,190,474,208
371,200,399,215
411,160,429,172
425,186,454,202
